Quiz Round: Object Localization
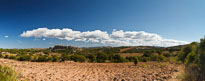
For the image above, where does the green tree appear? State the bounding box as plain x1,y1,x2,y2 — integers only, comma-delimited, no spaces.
134,57,139,66
96,52,108,63
87,54,96,62
70,55,86,62
61,54,70,61
110,54,125,63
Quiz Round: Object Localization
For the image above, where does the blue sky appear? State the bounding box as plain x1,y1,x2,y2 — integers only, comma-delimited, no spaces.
0,0,205,48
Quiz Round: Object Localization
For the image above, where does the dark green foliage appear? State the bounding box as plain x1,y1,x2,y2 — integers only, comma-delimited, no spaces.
141,57,150,62
47,56,53,62
179,38,205,81
51,55,60,62
110,54,126,63
70,55,86,62
0,43,179,64
87,54,96,62
0,54,3,58
96,52,108,63
185,52,196,65
143,51,152,57
61,54,70,61
5,55,9,58
17,55,32,61
36,55,48,62
163,53,171,57
126,56,136,62
8,56,16,59
134,57,139,66
178,45,193,63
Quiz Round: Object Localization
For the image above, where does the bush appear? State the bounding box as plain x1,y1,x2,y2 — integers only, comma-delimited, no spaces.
163,53,171,57
141,57,150,62
96,53,108,63
110,54,126,63
87,54,96,62
0,54,3,58
126,56,135,62
17,55,32,61
157,55,166,62
61,54,70,61
143,51,152,57
134,57,139,66
36,55,48,62
70,55,86,62
184,52,196,65
4,55,9,59
51,55,60,62
178,45,193,63
179,40,205,81
8,56,16,59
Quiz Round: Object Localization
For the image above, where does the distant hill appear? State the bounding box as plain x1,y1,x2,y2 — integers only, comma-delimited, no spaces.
49,45,82,54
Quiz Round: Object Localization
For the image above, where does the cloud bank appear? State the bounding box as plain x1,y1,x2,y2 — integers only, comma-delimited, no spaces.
20,28,189,47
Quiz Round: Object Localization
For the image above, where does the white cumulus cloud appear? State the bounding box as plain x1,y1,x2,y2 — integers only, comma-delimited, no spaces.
20,28,189,47
4,36,8,38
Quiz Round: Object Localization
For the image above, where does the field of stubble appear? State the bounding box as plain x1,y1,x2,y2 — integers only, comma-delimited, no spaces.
0,58,183,81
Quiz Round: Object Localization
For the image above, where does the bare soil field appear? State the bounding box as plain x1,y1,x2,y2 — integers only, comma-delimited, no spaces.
119,53,143,57
0,59,183,81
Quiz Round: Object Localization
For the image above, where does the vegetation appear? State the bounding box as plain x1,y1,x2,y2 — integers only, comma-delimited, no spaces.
134,57,139,66
0,44,180,64
0,65,21,81
177,37,205,81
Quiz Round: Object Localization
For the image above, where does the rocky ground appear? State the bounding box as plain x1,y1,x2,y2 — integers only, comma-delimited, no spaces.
0,58,184,81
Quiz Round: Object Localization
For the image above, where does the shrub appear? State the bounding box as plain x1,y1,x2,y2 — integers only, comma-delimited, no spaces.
110,54,126,63
157,55,166,62
96,53,108,63
178,45,193,63
36,55,48,62
8,56,16,59
70,55,86,62
17,55,32,61
61,54,70,61
0,54,3,58
143,51,152,57
125,56,132,62
163,53,171,57
4,55,9,59
87,54,96,62
180,40,205,81
51,55,60,62
141,57,150,62
134,57,139,66
184,52,196,65
150,55,158,61
47,56,54,62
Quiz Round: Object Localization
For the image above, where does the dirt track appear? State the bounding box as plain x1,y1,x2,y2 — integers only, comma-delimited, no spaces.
0,59,183,81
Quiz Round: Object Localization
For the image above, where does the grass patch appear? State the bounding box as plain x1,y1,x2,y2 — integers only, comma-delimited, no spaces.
138,63,147,68
0,65,21,81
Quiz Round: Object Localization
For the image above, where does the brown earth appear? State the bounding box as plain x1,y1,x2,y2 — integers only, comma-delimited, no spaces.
0,58,184,81
120,47,136,52
119,53,143,57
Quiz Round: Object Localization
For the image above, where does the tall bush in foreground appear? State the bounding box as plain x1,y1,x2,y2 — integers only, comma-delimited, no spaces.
181,38,205,81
